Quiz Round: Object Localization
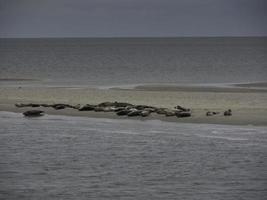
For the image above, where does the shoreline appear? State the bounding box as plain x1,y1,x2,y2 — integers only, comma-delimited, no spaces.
1,80,267,90
117,84,267,93
1,109,267,128
0,83,267,126
1,105,267,126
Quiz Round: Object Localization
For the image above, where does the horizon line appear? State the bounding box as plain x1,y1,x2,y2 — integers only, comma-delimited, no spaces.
1,35,267,39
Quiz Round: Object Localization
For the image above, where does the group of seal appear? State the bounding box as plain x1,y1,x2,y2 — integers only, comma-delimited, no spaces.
205,109,233,117
17,102,192,118
17,102,232,118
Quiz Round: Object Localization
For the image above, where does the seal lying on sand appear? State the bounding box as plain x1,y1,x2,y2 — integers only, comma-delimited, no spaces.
206,111,220,116
176,111,191,118
15,103,40,108
224,109,232,116
175,105,190,112
23,110,45,117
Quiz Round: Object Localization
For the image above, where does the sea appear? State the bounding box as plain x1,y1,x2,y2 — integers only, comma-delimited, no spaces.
0,37,267,87
0,37,267,199
0,112,267,200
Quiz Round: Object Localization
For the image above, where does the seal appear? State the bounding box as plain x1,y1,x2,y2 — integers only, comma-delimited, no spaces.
23,110,45,117
224,109,232,116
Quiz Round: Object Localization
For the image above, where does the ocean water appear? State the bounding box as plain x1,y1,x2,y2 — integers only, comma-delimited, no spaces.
0,112,266,199
1,37,267,87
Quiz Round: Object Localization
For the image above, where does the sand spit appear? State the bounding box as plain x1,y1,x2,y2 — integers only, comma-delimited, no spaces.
0,85,267,126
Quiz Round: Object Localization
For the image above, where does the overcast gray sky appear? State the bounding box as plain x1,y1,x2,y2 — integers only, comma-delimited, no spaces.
0,0,266,37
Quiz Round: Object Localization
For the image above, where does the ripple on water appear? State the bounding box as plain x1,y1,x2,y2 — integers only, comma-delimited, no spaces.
0,112,267,200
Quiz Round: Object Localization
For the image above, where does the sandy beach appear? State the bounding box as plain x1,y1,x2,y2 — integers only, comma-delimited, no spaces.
0,83,267,126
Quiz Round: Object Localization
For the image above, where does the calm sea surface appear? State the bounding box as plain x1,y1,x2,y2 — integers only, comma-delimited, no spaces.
0,112,266,199
0,37,267,86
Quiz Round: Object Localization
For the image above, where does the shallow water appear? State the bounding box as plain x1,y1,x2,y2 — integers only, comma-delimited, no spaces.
0,112,266,199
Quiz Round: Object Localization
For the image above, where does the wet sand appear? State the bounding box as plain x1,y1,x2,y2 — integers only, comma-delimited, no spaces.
115,82,267,93
234,82,267,88
0,84,267,126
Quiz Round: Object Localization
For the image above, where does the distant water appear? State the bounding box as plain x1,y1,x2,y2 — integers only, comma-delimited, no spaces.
0,112,266,199
1,37,267,87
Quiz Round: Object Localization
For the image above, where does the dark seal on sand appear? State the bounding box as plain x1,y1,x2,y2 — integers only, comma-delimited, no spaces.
23,110,45,117
176,111,191,118
206,111,220,116
224,109,232,116
175,105,190,112
78,104,95,111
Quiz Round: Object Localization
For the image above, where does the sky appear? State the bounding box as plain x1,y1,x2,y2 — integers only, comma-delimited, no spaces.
0,0,266,38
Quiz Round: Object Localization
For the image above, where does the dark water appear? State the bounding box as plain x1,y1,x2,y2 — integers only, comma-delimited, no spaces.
0,112,266,199
1,37,267,86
